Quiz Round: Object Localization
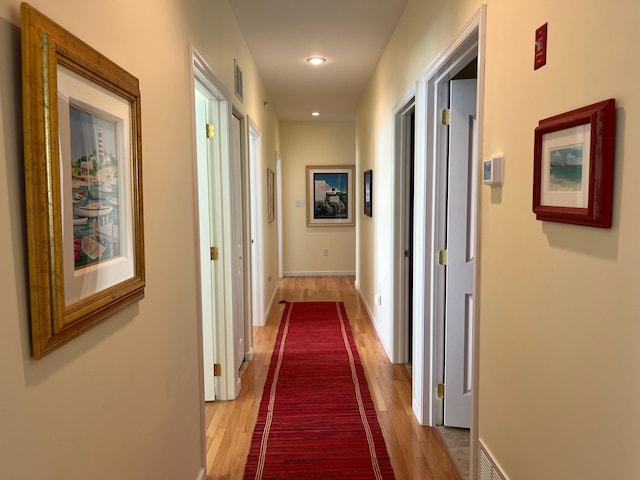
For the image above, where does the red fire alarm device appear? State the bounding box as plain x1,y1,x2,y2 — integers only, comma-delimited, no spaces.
534,23,548,70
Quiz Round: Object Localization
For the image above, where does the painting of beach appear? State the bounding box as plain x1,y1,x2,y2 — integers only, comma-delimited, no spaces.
548,145,583,191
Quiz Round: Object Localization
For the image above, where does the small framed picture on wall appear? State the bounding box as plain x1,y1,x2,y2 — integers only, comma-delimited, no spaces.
364,169,372,217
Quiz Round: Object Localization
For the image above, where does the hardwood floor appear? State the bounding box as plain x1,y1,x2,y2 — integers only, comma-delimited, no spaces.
205,276,463,480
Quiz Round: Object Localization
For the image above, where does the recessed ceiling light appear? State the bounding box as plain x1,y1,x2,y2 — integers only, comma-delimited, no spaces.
312,112,320,116
306,57,327,65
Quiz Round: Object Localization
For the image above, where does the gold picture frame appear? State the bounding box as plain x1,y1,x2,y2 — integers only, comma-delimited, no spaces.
21,3,145,358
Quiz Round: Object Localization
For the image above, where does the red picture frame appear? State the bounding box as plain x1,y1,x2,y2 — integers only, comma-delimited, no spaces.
533,99,616,228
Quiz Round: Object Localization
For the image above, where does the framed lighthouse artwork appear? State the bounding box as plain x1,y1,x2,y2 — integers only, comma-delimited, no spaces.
21,3,145,358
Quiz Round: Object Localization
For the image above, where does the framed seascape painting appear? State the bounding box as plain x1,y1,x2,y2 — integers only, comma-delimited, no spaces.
533,99,616,228
306,165,354,226
21,3,145,358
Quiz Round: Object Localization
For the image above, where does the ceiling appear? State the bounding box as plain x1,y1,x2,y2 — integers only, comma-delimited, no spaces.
228,0,409,122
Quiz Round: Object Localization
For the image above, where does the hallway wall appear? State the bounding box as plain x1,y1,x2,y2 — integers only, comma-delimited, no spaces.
280,121,356,276
0,1,278,478
357,0,640,478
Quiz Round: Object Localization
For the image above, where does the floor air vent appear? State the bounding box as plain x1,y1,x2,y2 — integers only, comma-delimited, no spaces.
479,440,507,480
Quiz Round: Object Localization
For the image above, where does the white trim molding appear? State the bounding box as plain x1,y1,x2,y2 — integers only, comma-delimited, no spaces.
284,271,356,277
413,4,486,480
354,281,393,360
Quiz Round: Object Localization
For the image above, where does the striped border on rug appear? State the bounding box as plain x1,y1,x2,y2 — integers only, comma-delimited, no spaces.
244,301,395,479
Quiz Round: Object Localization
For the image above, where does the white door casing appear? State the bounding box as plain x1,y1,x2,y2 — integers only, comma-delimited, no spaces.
231,114,245,372
276,153,283,279
194,84,217,402
444,78,477,428
191,48,240,403
248,120,265,327
392,89,417,366
412,8,484,428
411,7,486,479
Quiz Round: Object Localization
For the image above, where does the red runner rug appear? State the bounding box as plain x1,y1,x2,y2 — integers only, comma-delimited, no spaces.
244,301,395,479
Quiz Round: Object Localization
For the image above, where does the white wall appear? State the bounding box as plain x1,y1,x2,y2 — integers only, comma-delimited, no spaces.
280,121,356,275
0,1,279,478
479,1,640,478
358,0,640,478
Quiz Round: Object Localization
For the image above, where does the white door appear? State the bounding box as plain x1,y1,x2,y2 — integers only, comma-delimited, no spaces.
231,114,245,370
248,122,265,326
276,153,283,279
444,78,477,428
193,49,240,401
195,81,218,401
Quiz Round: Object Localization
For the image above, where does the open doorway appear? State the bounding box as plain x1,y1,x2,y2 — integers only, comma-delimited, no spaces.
248,119,265,327
393,92,416,372
231,112,254,362
441,63,478,430
435,60,478,480
406,6,486,480
191,47,242,402
276,152,283,280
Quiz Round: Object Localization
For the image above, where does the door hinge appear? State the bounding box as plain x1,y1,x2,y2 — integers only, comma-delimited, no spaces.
441,108,451,126
437,383,445,398
213,363,222,377
438,249,448,266
206,123,215,139
210,246,219,261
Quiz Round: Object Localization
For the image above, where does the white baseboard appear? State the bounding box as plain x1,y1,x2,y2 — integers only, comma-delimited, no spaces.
479,438,508,480
354,281,394,361
283,270,355,277
195,467,206,480
354,281,375,322
264,284,280,324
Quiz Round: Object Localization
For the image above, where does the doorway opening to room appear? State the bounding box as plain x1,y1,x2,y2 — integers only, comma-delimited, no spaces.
248,119,265,327
393,94,416,375
403,6,486,480
440,60,478,429
434,58,478,480
191,48,243,404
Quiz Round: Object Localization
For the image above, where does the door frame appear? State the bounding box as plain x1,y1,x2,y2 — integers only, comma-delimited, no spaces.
193,77,218,403
232,110,254,361
230,112,247,373
190,45,240,403
276,152,283,279
248,118,266,326
408,5,486,479
392,86,417,365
